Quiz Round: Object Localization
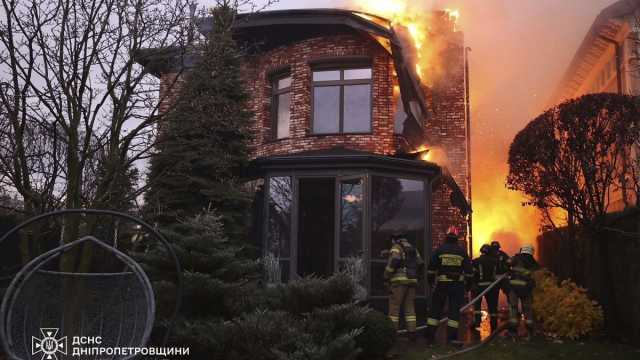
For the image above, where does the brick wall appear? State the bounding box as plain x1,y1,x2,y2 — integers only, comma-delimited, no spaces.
424,30,470,250
154,28,470,252
242,33,403,158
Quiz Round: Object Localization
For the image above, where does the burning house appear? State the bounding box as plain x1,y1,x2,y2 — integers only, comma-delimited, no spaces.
136,8,471,312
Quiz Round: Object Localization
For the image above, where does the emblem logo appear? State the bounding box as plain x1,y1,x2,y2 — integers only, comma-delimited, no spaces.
32,328,67,360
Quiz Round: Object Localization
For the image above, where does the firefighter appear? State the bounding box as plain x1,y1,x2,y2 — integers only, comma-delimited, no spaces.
425,226,473,345
507,244,540,340
491,240,510,297
471,244,500,333
384,233,424,342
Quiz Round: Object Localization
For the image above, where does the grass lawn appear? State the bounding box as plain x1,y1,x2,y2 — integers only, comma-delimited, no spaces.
400,338,640,360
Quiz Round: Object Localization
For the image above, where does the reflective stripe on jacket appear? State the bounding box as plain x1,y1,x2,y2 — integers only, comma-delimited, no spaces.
427,242,473,284
384,242,424,285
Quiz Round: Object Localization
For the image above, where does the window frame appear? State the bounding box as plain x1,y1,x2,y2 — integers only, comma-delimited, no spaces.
311,65,373,135
270,72,292,141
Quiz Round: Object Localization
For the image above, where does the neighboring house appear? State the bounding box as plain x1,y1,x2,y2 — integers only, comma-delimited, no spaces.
136,9,471,310
550,0,640,211
550,0,640,102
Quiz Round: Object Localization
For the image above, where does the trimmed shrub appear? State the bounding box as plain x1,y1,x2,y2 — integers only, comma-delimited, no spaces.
218,309,361,360
355,309,396,359
269,273,355,314
306,304,395,360
533,269,604,339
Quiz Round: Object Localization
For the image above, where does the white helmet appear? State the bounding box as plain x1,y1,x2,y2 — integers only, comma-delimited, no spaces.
520,244,534,256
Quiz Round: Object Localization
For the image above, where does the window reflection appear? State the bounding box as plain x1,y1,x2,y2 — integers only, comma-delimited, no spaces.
312,67,372,134
371,176,425,296
272,75,291,139
267,177,292,258
340,178,363,258
343,85,371,133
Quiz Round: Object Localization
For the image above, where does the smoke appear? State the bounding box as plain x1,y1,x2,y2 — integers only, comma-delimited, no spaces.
252,0,618,255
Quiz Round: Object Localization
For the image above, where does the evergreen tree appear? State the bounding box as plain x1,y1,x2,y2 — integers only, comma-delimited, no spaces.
145,3,251,241
138,211,260,357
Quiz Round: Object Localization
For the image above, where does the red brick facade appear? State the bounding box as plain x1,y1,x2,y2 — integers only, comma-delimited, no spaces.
155,24,470,252
425,32,470,249
242,33,400,158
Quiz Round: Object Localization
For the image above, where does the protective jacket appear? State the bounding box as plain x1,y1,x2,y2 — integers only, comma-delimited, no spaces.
508,253,539,290
427,242,473,285
494,249,510,275
473,253,498,287
384,241,424,285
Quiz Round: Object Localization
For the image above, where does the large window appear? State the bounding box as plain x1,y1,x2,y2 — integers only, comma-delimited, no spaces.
370,176,425,296
312,68,372,134
272,75,291,140
266,176,292,281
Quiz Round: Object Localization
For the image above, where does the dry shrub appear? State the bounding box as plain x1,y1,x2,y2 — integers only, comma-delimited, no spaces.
532,269,604,339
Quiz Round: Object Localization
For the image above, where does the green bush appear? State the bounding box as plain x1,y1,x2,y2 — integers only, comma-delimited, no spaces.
261,273,355,315
218,309,361,360
355,309,396,359
306,304,395,360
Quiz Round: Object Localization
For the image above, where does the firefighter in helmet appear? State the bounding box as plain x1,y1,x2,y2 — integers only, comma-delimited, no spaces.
491,240,510,298
425,226,473,345
507,244,540,340
471,244,500,333
384,233,424,342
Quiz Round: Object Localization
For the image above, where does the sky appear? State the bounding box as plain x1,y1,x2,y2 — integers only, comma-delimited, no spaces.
205,0,620,252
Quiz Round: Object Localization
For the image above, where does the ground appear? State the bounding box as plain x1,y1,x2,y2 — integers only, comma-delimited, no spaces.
396,338,640,360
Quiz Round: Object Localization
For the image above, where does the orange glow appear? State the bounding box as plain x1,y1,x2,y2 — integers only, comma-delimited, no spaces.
352,1,542,257
471,162,540,256
352,1,460,84
445,8,460,30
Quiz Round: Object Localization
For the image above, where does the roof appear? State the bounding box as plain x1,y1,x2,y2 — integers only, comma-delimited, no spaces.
249,146,471,214
250,146,440,176
550,0,638,104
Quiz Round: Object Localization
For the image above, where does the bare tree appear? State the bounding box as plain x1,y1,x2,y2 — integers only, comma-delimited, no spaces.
0,0,197,265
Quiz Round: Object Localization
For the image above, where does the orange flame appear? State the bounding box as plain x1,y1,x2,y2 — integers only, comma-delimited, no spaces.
353,1,460,84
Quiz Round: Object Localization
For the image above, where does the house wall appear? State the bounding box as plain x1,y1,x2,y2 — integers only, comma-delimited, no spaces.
155,28,471,252
425,32,470,249
241,33,400,158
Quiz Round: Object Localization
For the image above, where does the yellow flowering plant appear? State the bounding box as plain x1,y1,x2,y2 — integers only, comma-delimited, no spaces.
532,269,604,339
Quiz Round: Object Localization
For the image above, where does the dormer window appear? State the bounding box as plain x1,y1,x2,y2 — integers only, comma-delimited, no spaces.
312,67,372,134
272,74,292,139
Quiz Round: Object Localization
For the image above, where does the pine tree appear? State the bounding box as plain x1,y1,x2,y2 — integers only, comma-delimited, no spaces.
138,211,260,356
145,3,251,241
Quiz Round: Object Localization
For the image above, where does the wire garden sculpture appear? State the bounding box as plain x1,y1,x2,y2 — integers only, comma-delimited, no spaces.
0,209,182,360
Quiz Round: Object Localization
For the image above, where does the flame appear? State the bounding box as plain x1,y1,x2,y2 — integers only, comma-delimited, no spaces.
411,145,449,165
353,1,460,84
471,163,540,256
445,8,460,30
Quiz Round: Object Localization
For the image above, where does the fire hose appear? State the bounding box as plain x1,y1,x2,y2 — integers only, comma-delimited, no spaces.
395,274,510,358
397,273,508,333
